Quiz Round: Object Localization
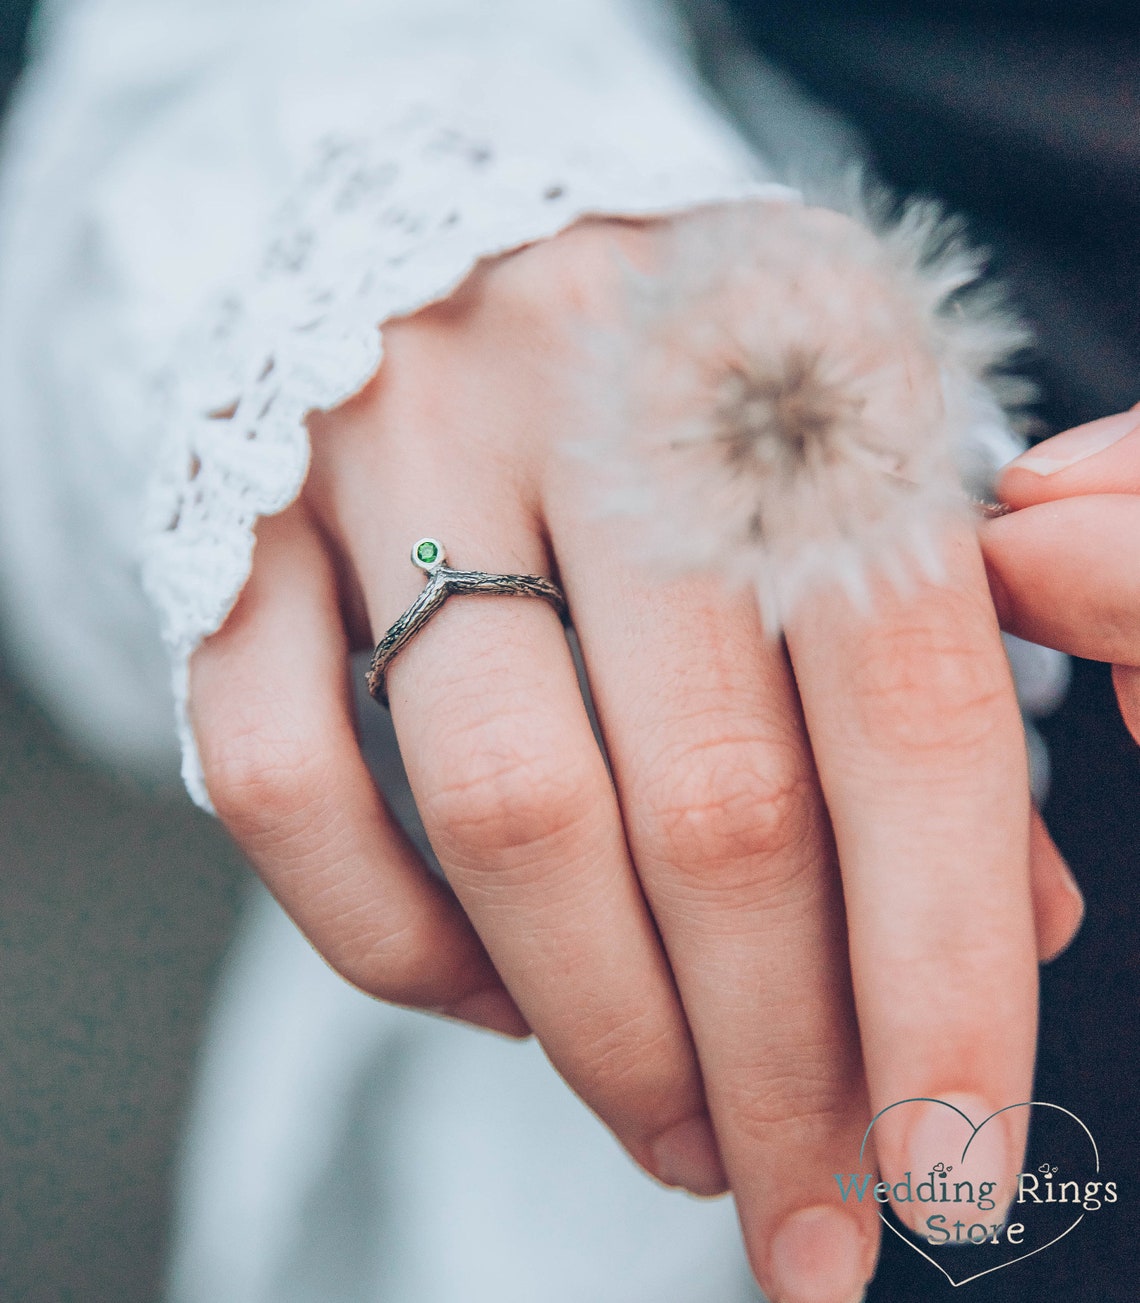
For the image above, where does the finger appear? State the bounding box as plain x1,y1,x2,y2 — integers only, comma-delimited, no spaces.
550,525,881,1303
310,363,724,1196
785,522,1039,1230
376,544,723,1192
190,504,528,1036
1029,807,1084,963
981,496,1140,664
1112,664,1140,745
998,410,1140,508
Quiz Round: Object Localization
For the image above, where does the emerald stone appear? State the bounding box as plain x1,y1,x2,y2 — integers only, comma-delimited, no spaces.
415,539,440,565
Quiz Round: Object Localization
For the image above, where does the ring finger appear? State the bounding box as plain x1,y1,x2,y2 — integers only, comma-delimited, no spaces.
548,509,882,1303
309,408,728,1197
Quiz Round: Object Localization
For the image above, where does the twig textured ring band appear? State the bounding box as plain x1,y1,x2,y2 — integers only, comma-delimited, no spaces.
366,538,569,707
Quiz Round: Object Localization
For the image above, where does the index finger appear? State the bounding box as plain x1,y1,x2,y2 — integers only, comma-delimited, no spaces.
785,522,1038,1230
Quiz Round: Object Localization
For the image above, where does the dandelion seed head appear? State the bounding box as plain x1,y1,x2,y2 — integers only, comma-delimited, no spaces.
573,193,1032,627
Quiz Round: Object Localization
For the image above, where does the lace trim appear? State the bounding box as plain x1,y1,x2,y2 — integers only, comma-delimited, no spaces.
141,115,783,808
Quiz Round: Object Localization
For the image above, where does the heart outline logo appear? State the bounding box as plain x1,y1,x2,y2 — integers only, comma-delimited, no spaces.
859,1098,1100,1287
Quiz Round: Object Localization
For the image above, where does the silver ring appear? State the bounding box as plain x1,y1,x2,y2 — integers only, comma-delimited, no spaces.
366,538,568,706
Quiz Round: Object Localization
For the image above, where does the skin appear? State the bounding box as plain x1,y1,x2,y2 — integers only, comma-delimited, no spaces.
983,403,1140,744
188,210,1086,1302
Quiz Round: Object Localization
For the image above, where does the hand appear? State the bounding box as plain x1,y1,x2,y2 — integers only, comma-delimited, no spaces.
982,404,1140,744
188,208,1081,1302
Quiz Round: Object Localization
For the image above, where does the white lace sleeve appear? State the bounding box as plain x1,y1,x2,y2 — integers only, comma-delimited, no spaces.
0,0,789,805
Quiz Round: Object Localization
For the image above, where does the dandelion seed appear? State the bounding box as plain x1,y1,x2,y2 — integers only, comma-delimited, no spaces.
574,193,1032,630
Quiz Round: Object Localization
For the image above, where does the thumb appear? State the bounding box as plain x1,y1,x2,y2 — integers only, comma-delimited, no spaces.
988,406,1140,749
984,403,1140,662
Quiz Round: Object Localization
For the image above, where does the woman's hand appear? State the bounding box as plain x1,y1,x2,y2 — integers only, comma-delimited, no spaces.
188,210,1081,1303
982,405,1140,743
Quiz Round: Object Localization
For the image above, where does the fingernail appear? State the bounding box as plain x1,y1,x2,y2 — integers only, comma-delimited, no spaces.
1007,411,1140,475
648,1114,729,1197
767,1205,870,1303
903,1093,1014,1226
439,989,532,1039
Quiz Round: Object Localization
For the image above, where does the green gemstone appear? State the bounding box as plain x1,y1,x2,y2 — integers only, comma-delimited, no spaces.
416,540,440,565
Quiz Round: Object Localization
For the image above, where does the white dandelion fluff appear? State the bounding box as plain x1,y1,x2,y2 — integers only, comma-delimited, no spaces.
575,193,1034,630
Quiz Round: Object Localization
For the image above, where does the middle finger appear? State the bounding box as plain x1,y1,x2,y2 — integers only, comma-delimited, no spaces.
552,516,881,1303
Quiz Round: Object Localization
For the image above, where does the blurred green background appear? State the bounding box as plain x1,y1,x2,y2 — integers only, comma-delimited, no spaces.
0,673,243,1301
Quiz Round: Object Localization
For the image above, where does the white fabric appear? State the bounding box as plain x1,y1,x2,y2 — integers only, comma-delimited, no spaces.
0,0,789,801
170,876,759,1303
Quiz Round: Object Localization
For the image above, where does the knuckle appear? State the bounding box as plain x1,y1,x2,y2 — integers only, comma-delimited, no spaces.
325,918,429,1004
328,916,474,1009
722,1057,851,1146
576,1012,686,1126
641,736,815,888
850,611,1012,753
489,219,648,324
200,713,332,842
422,743,595,867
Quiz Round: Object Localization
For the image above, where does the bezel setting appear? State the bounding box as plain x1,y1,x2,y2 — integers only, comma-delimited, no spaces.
411,537,445,573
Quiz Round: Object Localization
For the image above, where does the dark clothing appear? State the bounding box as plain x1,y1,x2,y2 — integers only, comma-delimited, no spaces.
733,0,1140,421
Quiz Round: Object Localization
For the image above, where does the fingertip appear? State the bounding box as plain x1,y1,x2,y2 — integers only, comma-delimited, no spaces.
1036,884,1085,964
1112,664,1140,747
765,1204,876,1303
1029,811,1084,964
994,465,1047,512
646,1113,729,1199
437,987,533,1039
978,495,1140,662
